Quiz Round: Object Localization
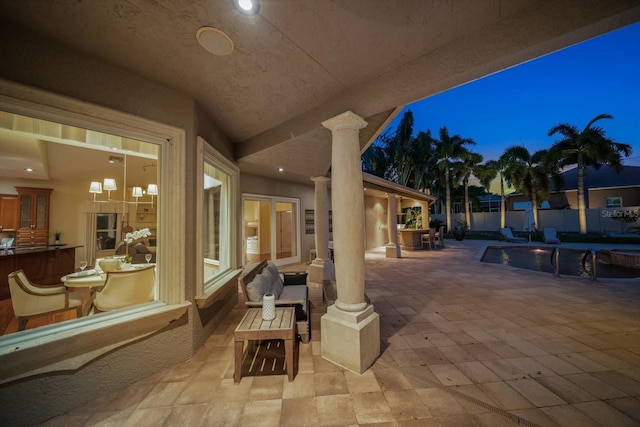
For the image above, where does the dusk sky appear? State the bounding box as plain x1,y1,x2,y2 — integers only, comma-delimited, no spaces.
383,22,640,167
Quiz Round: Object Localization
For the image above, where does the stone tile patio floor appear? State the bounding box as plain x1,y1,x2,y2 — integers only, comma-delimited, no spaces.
44,240,640,426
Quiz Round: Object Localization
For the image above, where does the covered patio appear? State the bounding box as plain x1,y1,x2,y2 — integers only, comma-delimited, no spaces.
45,240,640,426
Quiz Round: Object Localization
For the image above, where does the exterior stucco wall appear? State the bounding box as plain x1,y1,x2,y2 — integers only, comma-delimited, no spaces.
365,195,389,250
0,23,237,426
509,187,640,210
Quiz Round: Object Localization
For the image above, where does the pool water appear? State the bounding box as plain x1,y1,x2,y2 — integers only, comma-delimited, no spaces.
481,246,640,279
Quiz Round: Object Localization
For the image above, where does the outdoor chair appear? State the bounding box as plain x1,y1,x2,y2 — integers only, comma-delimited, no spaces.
543,227,561,244
434,226,445,248
421,229,434,250
499,227,527,243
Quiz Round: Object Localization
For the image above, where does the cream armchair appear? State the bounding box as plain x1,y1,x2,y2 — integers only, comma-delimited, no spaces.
93,265,155,312
8,270,83,331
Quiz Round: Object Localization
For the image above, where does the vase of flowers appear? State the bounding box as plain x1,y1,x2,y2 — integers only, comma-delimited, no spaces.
123,227,152,263
54,231,62,245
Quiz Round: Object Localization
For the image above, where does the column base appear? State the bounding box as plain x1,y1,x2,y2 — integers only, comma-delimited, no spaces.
309,259,335,282
321,304,380,374
385,243,401,258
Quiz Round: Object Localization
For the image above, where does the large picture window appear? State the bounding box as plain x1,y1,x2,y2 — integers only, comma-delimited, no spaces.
0,111,162,335
0,80,187,382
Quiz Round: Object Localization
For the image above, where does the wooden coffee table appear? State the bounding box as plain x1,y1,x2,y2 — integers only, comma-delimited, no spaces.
234,307,296,383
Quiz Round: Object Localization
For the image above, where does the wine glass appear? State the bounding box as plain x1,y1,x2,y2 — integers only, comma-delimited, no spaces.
145,253,153,264
79,260,88,271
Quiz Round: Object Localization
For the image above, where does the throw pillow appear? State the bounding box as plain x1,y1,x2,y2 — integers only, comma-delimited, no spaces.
257,268,278,298
246,271,269,301
265,262,284,297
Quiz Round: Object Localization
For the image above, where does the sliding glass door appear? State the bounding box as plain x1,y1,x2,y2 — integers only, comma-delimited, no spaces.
242,195,299,266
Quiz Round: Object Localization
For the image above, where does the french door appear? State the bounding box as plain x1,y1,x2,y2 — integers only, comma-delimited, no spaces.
242,195,300,266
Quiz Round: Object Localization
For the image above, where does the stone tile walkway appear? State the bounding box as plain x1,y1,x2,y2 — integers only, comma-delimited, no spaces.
44,240,640,426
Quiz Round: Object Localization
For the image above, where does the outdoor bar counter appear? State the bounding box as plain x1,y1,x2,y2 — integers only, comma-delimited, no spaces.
0,245,79,300
398,229,429,250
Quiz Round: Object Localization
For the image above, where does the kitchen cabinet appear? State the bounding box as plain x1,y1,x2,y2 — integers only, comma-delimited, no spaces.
0,195,19,231
15,187,52,246
246,237,259,254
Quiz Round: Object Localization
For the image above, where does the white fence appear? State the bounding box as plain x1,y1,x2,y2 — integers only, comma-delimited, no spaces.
432,206,640,234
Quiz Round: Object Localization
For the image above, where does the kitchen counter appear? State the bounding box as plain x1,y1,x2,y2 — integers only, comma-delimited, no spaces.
0,244,72,256
398,229,430,250
0,245,81,299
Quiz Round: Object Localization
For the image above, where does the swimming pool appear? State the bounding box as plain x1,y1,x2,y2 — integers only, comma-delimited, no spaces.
481,246,640,279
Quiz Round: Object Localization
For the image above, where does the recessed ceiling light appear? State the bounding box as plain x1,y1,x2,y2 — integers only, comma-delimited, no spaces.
278,167,284,172
232,0,260,15
25,168,34,172
196,26,234,56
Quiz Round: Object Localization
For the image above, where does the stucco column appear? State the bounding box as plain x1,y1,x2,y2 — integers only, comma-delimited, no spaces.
320,111,380,374
308,176,335,282
420,200,429,229
385,193,401,258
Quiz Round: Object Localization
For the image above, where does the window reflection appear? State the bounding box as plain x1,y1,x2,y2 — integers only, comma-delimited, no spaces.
97,213,118,250
242,196,300,266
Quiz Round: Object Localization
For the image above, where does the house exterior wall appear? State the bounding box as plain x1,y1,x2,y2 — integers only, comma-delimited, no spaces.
587,188,640,208
0,23,237,426
364,195,389,250
508,187,640,210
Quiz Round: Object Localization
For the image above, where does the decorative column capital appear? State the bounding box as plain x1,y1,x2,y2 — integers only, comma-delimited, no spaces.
322,111,367,132
311,176,331,184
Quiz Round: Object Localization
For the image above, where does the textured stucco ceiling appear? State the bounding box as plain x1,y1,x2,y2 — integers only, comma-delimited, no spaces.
1,0,639,183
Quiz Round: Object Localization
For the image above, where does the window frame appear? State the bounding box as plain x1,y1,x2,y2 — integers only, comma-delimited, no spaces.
0,80,188,383
194,137,241,309
605,196,623,208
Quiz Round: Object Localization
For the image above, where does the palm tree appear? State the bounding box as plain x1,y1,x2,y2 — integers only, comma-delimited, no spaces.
387,110,415,186
361,139,389,177
433,127,475,232
474,157,510,229
501,145,559,230
362,110,436,192
456,151,483,230
412,129,436,192
548,113,632,234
